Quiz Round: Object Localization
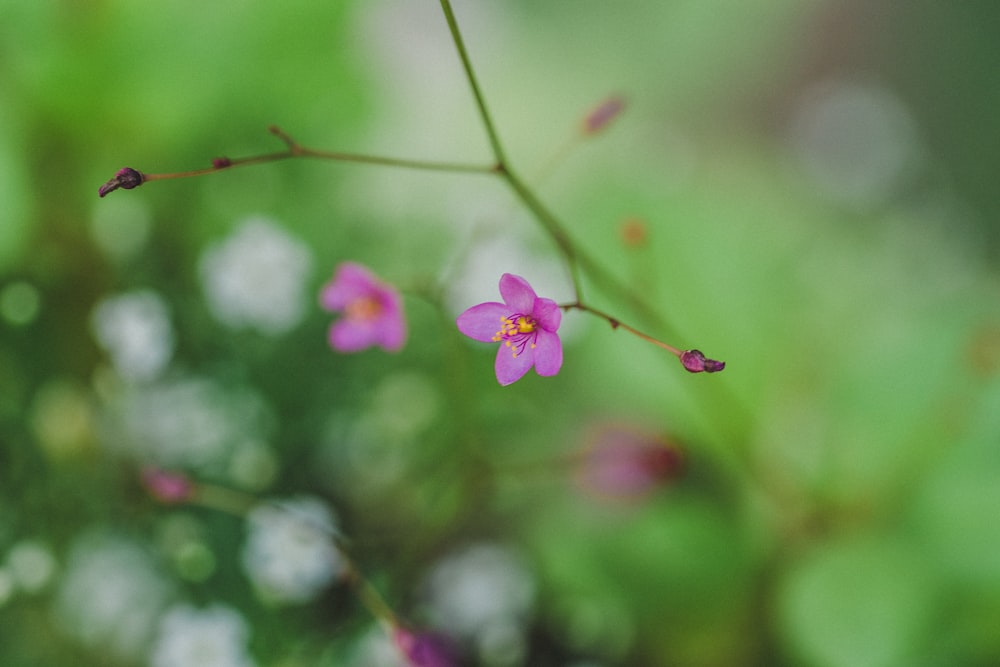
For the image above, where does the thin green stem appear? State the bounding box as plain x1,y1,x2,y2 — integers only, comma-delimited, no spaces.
562,301,683,357
99,125,495,196
145,125,495,182
501,165,585,299
438,0,508,165
434,3,687,336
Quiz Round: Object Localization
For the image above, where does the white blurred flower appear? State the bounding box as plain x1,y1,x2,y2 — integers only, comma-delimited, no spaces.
199,217,313,335
91,290,174,382
6,539,57,593
118,376,273,474
788,80,923,210
150,603,256,667
421,543,535,662
55,533,174,660
241,497,345,605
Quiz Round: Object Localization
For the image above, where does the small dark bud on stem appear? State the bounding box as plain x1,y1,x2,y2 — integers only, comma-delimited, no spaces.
98,167,145,197
212,157,232,169
680,349,725,373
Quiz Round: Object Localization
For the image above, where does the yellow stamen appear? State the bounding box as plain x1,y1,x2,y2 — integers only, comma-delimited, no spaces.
346,296,382,321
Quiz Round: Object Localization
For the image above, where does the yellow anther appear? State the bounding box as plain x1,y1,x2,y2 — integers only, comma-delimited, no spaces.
346,296,382,321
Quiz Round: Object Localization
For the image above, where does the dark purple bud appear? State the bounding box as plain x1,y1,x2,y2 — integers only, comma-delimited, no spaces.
212,157,232,168
703,358,726,373
393,627,458,667
98,167,145,197
680,349,725,373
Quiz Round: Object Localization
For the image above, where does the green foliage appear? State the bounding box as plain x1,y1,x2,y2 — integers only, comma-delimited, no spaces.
1,1,999,666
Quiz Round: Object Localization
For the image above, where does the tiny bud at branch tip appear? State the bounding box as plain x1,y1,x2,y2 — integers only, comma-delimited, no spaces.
680,349,725,373
98,167,144,197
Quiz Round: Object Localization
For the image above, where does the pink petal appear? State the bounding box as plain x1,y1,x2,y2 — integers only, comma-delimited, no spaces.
498,274,536,313
494,342,535,385
320,262,379,311
376,310,407,351
532,330,563,376
531,297,562,332
329,320,378,352
456,302,508,342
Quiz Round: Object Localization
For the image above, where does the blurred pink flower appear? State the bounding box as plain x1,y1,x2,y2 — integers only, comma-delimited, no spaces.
575,425,684,502
393,626,458,667
141,468,196,504
320,262,406,353
456,273,562,386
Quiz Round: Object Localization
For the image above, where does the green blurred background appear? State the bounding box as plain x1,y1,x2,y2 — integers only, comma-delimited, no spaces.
2,1,999,665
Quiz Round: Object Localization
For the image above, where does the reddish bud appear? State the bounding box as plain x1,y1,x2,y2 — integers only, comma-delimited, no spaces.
141,468,196,504
620,217,648,247
393,627,457,667
582,96,625,135
98,167,145,197
212,157,232,169
576,425,684,502
680,349,725,373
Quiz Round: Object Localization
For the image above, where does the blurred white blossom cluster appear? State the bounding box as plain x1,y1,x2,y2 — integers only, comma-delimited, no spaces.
55,534,175,661
420,543,536,667
91,290,175,383
150,603,256,667
198,217,314,335
241,496,346,605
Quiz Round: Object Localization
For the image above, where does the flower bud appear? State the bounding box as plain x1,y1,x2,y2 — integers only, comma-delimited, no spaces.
141,468,196,504
680,349,725,373
582,96,625,135
393,627,458,667
576,425,684,502
98,167,145,197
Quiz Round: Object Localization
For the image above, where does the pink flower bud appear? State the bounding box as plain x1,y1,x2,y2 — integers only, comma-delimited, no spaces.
576,425,684,502
582,96,625,135
98,167,145,197
680,349,725,373
393,627,457,667
141,468,195,504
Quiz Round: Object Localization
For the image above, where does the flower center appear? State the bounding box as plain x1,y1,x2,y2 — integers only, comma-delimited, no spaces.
346,296,383,322
493,314,538,358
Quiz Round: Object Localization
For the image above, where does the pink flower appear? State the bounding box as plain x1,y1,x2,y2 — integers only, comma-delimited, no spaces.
320,262,406,353
456,273,563,385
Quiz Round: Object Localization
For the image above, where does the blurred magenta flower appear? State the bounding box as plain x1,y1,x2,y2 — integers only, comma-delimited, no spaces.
456,273,562,386
393,627,458,667
575,425,684,502
320,262,406,353
141,468,196,504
